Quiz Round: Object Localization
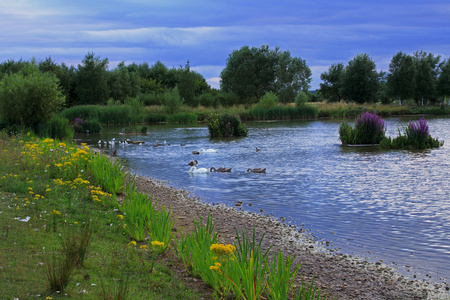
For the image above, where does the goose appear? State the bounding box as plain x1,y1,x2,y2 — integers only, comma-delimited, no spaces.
247,168,266,173
188,166,209,173
188,160,198,166
210,167,232,172
199,148,219,153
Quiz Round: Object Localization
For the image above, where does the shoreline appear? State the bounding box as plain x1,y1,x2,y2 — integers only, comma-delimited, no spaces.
130,173,449,300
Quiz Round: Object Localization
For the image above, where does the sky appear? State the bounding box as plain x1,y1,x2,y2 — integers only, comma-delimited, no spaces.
1,0,449,90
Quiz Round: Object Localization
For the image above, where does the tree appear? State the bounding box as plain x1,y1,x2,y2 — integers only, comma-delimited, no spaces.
75,52,109,105
0,64,65,130
387,52,416,105
163,86,183,114
413,51,440,105
438,59,450,102
177,61,197,106
320,63,344,102
275,51,311,103
220,45,311,103
340,54,380,104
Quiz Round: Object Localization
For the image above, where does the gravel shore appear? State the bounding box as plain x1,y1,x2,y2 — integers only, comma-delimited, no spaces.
129,172,448,299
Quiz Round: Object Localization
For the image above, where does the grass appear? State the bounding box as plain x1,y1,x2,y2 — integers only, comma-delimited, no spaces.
0,131,333,300
0,134,205,299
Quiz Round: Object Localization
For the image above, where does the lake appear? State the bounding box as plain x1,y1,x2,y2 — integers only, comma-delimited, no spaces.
81,116,450,284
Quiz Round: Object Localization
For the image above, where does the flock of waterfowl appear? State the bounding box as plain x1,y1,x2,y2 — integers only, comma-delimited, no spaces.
98,138,266,174
188,147,266,174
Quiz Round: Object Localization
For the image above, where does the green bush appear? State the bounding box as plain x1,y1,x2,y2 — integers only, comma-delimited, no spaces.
258,92,278,108
295,91,309,106
0,64,65,131
164,87,183,114
208,114,248,137
339,111,386,144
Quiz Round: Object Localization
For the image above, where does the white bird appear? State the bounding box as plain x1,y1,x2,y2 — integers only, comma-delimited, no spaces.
199,148,218,153
188,166,209,173
98,140,102,144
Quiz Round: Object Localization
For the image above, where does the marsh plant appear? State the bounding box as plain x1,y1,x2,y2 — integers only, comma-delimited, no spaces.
208,113,248,137
380,117,443,149
339,111,386,144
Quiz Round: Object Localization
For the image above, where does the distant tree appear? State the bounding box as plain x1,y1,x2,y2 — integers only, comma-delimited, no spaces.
295,91,309,106
108,61,140,102
258,92,278,108
75,52,109,105
413,51,440,105
275,51,311,103
178,61,197,106
387,52,416,105
39,57,77,106
0,64,65,130
340,54,379,104
0,59,30,80
438,59,450,102
220,45,311,102
320,63,344,102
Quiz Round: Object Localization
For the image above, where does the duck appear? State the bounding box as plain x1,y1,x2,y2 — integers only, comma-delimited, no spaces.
192,150,200,155
188,160,198,166
112,150,117,156
256,147,261,152
247,168,266,173
199,148,219,153
188,166,209,173
210,167,232,172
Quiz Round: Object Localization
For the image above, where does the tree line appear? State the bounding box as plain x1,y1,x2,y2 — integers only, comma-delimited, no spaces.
320,51,450,105
1,47,449,112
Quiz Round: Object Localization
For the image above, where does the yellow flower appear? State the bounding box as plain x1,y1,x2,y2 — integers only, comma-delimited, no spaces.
209,262,222,272
74,222,78,225
58,142,66,148
52,209,61,216
64,161,72,166
210,243,236,255
46,188,51,192
151,240,165,247
16,206,20,210
118,215,124,219
140,245,148,250
128,241,137,246
46,297,53,300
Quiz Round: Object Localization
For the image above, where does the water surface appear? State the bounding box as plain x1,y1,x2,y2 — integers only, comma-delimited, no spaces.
83,117,450,284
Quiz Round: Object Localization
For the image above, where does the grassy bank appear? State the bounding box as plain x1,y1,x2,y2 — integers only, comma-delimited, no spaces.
59,102,450,129
0,132,330,299
0,134,205,299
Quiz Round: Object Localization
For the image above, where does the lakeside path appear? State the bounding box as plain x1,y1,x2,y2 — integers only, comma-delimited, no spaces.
131,174,448,300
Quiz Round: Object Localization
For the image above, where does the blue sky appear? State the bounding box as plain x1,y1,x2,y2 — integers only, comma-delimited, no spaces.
1,0,449,90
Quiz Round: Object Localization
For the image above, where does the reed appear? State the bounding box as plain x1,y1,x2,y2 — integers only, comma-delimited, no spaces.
165,112,198,124
248,105,318,120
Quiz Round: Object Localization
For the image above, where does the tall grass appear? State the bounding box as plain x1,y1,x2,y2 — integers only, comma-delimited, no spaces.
248,105,319,120
165,112,198,124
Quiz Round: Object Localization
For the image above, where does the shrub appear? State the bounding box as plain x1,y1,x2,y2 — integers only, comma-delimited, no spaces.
258,92,278,108
339,111,386,144
164,87,183,114
0,64,65,131
208,113,248,137
295,91,309,107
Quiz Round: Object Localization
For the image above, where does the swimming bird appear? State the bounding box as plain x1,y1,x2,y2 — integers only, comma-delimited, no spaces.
210,167,232,172
199,148,219,153
256,147,261,152
188,166,209,173
188,160,198,166
112,150,117,156
247,168,266,173
192,150,200,155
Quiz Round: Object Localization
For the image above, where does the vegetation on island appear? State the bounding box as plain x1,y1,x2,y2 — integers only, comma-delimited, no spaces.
0,132,330,299
208,113,248,137
339,111,443,150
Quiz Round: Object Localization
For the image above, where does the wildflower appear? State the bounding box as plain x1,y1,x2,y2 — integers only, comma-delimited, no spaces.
74,222,78,225
52,209,61,216
210,243,236,255
16,206,20,210
58,142,66,148
46,189,51,192
128,241,137,247
118,215,124,219
140,245,148,250
46,297,53,300
209,262,222,272
151,240,165,248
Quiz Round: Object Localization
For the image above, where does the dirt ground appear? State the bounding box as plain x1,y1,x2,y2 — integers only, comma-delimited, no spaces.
131,173,448,300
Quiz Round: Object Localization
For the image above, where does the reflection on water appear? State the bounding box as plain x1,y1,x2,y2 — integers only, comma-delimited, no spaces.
82,117,450,283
